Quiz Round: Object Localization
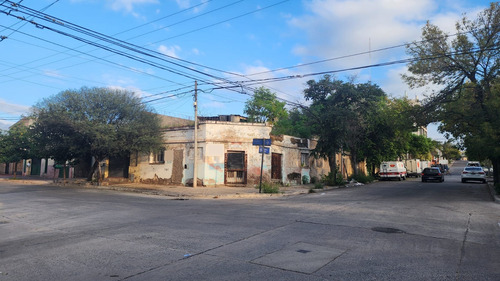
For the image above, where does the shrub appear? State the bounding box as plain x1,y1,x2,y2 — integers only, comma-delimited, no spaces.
314,182,323,189
350,174,375,184
257,182,281,194
321,170,344,186
310,176,318,184
302,175,309,184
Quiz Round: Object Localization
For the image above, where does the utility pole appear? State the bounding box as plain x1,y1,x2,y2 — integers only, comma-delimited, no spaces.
193,81,198,188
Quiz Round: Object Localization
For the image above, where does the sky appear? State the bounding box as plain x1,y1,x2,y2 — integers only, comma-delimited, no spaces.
0,0,494,141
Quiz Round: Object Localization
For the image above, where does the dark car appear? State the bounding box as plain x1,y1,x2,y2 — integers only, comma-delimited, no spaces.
421,167,444,182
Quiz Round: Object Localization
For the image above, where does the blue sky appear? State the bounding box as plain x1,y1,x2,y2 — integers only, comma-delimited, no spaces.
0,0,493,141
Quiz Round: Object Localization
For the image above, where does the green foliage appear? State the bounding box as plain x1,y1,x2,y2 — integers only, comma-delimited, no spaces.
321,171,344,186
350,174,374,184
404,3,500,184
0,122,34,175
302,75,388,175
272,108,311,138
31,86,164,181
408,134,435,160
244,87,288,125
310,176,318,184
313,182,323,189
258,182,281,194
302,175,309,184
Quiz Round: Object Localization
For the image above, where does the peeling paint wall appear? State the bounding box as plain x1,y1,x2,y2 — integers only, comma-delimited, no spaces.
129,121,367,187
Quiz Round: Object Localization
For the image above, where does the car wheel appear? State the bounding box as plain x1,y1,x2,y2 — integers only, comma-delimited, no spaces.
422,179,426,182
483,179,487,184
461,179,466,183
398,177,402,181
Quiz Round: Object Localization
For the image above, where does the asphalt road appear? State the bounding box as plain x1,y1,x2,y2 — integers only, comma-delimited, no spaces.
1,160,499,280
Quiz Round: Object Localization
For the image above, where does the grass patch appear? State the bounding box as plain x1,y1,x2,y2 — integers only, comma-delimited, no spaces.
256,182,281,194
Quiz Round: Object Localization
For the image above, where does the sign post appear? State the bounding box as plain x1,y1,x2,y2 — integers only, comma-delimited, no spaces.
253,138,271,193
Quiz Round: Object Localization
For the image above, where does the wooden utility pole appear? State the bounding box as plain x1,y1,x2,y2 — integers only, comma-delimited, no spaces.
193,81,198,188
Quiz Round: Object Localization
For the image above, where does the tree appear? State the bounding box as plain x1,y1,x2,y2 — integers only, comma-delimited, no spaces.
272,107,311,138
244,87,288,124
303,75,386,175
0,122,33,177
31,87,164,182
404,3,500,184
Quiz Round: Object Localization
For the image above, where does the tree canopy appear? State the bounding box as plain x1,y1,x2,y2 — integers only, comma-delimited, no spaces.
244,87,288,125
404,2,500,184
0,122,33,177
31,86,164,181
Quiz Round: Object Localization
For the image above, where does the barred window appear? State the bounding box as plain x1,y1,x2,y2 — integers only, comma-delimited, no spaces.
150,149,165,164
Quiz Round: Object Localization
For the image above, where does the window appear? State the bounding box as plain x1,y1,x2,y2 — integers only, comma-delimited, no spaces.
301,153,309,168
150,149,165,164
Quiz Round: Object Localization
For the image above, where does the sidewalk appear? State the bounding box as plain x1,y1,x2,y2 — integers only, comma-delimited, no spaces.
0,175,312,199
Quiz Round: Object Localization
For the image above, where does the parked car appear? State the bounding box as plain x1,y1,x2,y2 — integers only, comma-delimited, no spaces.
461,167,486,183
466,161,481,167
421,167,444,182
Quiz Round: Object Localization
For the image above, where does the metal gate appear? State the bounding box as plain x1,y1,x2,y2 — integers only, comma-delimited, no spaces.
225,151,247,184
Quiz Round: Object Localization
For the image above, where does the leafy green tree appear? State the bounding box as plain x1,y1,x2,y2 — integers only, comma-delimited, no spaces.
0,122,33,177
360,97,422,174
404,3,500,183
303,75,386,175
244,87,288,124
31,87,164,182
440,141,462,161
272,107,311,138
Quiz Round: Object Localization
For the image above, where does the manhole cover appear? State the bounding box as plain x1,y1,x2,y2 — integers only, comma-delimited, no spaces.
371,227,405,234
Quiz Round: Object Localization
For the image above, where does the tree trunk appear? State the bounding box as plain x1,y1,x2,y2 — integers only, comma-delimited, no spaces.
492,157,499,186
328,152,337,174
13,162,18,179
351,151,358,176
63,163,67,186
87,160,100,182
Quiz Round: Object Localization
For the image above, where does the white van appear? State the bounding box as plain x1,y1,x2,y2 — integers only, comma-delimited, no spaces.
380,161,407,181
404,159,422,178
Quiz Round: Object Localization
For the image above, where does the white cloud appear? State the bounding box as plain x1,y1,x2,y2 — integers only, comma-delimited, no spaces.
175,0,190,9
106,85,150,98
107,0,159,14
0,99,31,130
158,45,181,58
288,0,437,70
43,69,64,78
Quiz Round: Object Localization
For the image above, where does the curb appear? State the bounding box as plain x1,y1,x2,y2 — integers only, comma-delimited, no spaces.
487,182,500,204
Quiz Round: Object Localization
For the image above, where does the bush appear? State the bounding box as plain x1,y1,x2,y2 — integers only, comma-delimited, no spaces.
314,182,323,189
310,176,318,184
321,170,344,186
302,175,309,184
257,182,281,194
350,174,375,184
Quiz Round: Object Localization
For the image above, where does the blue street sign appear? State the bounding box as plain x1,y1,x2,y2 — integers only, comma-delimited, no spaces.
252,138,272,146
259,147,270,154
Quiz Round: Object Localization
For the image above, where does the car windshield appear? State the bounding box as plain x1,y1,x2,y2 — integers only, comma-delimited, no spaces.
423,168,439,173
464,167,483,172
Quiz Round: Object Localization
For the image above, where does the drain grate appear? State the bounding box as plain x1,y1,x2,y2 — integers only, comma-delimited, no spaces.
371,227,405,234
